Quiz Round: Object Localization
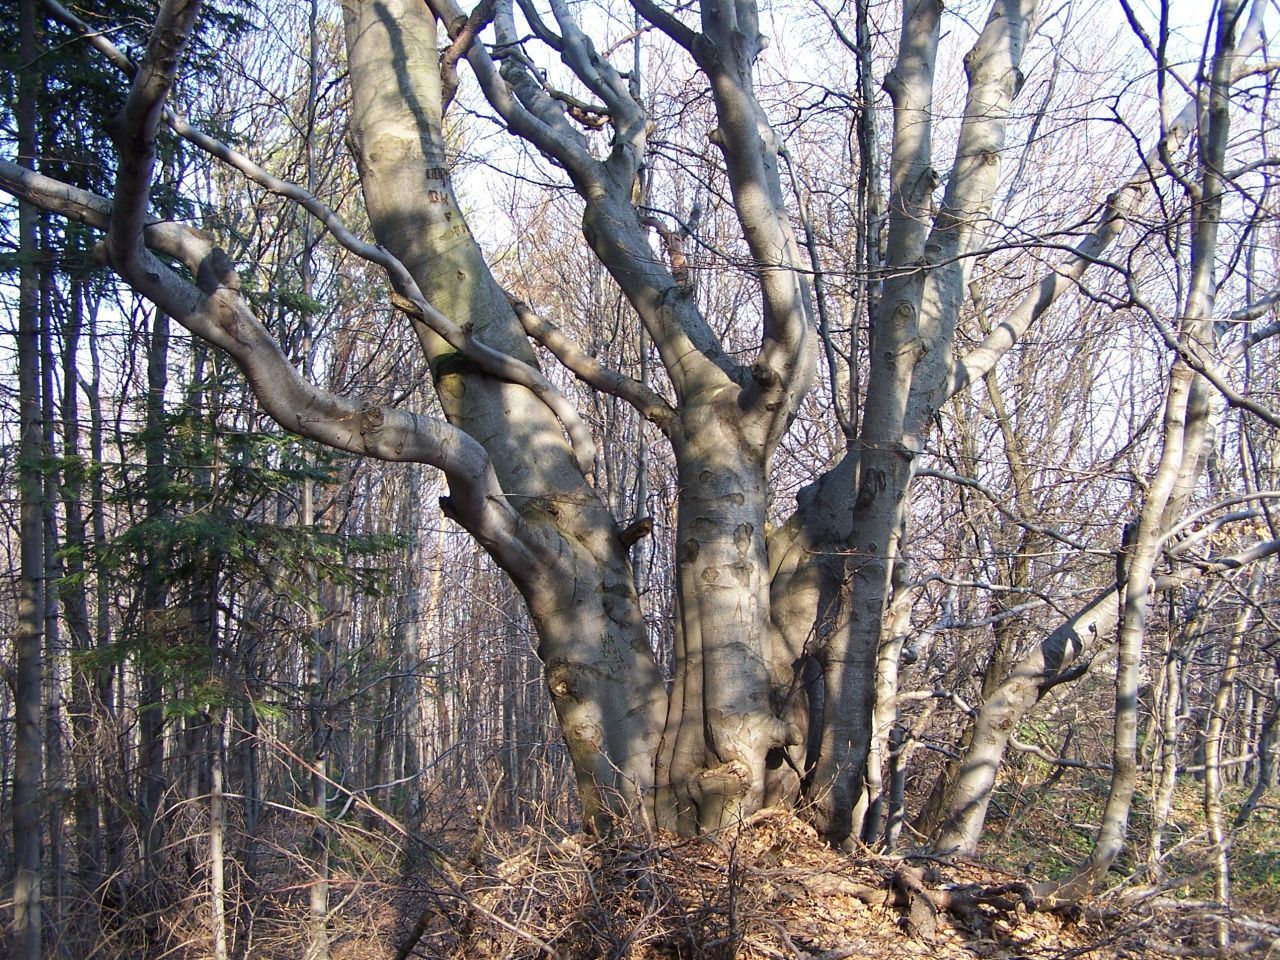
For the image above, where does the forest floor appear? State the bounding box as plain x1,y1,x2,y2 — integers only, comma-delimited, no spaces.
337,797,1278,960
92,782,1278,958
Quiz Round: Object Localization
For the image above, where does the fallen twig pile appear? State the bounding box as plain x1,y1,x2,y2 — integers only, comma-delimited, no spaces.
396,809,1124,959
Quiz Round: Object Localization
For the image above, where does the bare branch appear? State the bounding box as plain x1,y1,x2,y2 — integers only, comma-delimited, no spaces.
951,0,1271,395
915,468,1095,552
1142,295,1280,429
48,0,598,474
691,0,817,434
440,0,496,112
508,297,677,433
433,0,737,400
908,0,1035,426
1228,284,1280,324
3,34,551,568
628,0,697,52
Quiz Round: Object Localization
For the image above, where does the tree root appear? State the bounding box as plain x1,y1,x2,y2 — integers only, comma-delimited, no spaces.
769,860,1077,944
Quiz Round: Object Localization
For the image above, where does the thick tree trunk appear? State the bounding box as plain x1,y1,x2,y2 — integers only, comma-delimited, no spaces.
20,0,1273,880
664,406,791,830
342,0,666,829
806,0,1037,847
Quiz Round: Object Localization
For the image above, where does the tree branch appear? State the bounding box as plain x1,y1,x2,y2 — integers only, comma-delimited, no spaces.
907,0,1034,429
0,162,541,574
433,0,738,400
951,0,1271,396
48,0,598,474
508,296,677,433
692,0,817,438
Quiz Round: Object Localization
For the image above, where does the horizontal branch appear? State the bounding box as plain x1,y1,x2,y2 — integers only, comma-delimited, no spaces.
0,160,545,570
1009,735,1105,770
916,468,1096,552
1229,284,1280,325
46,0,597,474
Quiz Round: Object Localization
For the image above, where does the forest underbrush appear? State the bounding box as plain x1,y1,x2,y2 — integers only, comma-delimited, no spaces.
60,781,1276,960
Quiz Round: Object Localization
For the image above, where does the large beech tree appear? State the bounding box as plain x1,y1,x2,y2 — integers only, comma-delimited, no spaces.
3,0,1275,875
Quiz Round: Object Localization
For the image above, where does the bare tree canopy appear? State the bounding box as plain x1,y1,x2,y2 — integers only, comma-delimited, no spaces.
2,0,1280,954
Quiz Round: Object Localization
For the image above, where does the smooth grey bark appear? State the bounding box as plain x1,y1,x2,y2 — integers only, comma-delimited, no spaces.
803,0,943,845
854,529,914,844
12,1,44,953
438,0,816,830
1062,374,1191,895
0,0,661,831
344,0,669,828
0,0,1097,852
302,406,330,960
82,302,125,880
1204,585,1254,952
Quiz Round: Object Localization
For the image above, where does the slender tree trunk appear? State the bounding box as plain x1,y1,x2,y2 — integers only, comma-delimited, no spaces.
81,305,127,882
1059,1,1240,898
1069,371,1192,895
883,724,910,853
301,343,330,960
300,4,332,939
1204,583,1255,951
1148,599,1204,878
38,220,67,931
11,0,44,953
1235,659,1279,828
238,636,262,933
856,538,912,845
61,278,105,897
210,709,229,960
140,308,171,891
929,588,1118,855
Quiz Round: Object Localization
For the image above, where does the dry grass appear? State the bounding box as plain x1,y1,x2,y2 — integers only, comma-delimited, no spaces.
25,792,1279,958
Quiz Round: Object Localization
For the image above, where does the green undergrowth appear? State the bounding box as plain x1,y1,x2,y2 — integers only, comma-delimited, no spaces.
980,771,1279,912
